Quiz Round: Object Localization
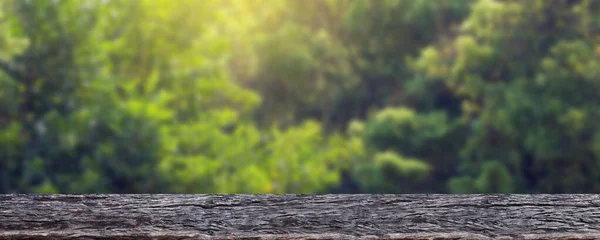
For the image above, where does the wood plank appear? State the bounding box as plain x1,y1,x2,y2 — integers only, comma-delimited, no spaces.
1,194,600,239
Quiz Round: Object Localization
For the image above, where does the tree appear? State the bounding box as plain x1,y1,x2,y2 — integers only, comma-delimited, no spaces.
410,0,600,193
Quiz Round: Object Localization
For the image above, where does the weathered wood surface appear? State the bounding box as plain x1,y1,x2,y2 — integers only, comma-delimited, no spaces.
2,195,600,239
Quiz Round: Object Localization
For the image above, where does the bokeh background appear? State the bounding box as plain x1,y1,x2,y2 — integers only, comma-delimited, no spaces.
0,0,599,194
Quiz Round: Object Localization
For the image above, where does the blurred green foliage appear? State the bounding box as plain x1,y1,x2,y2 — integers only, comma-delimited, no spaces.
0,0,599,193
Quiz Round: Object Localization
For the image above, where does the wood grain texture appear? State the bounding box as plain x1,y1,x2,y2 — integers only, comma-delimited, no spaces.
1,194,600,239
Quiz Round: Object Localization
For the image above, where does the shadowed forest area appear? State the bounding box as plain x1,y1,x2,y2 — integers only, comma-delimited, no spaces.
0,0,599,194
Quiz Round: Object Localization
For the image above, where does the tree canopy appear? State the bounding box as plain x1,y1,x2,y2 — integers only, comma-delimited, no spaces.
1,0,599,193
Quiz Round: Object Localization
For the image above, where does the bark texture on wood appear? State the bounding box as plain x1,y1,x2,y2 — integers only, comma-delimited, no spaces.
1,194,600,239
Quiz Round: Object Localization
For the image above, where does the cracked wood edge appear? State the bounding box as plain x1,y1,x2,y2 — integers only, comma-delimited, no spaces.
4,232,600,240
2,194,600,239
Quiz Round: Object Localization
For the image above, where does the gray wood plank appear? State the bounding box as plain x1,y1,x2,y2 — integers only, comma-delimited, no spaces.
1,194,600,239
